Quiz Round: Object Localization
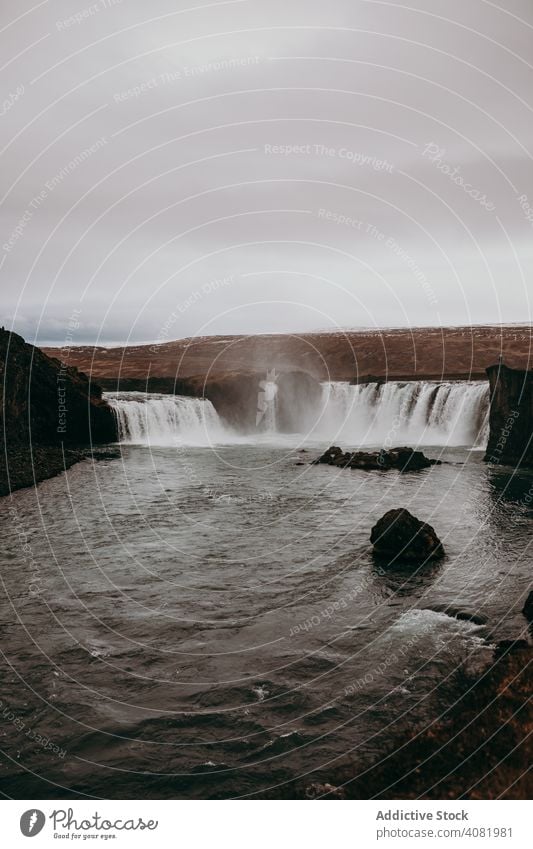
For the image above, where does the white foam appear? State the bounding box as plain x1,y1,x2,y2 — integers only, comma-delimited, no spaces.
313,381,489,448
105,392,230,446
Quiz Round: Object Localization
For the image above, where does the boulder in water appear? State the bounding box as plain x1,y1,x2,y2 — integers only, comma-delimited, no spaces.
313,445,440,471
313,445,346,466
370,508,445,565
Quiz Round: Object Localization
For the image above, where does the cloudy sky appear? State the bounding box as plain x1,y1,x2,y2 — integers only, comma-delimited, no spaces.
1,0,532,345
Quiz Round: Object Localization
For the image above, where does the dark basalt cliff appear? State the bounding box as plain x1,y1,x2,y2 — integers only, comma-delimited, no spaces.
1,330,117,495
1,329,117,445
485,364,533,468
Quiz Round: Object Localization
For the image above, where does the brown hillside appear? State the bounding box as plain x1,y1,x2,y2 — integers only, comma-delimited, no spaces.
43,325,533,383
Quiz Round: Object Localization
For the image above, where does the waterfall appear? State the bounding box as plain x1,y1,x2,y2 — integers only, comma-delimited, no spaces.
105,381,490,449
105,392,228,446
315,381,490,448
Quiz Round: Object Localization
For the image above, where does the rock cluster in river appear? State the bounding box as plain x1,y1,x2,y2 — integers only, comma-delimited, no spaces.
370,508,445,565
313,445,440,471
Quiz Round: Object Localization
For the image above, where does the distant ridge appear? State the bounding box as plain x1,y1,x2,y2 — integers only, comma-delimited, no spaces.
43,325,533,384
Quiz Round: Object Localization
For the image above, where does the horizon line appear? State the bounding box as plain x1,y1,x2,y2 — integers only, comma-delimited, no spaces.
34,321,533,350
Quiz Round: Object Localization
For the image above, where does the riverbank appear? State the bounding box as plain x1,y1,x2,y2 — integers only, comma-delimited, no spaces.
0,444,86,497
275,642,532,800
0,444,123,497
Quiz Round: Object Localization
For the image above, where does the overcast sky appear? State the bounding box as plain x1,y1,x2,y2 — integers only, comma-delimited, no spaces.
1,0,532,345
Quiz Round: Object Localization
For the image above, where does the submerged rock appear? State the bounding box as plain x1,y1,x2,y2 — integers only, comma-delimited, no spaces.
370,508,445,565
313,445,440,471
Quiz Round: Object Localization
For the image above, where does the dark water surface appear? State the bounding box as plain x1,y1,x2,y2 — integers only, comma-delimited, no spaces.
0,442,531,798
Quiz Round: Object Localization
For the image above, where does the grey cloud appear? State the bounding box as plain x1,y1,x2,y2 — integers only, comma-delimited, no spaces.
1,0,532,345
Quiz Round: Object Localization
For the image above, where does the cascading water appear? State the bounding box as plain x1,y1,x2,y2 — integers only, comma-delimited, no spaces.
314,381,490,448
105,381,490,448
105,392,228,446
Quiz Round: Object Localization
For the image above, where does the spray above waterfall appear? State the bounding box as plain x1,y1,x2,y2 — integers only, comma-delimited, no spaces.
256,369,279,432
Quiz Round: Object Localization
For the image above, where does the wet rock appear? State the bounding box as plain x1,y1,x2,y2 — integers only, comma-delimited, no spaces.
485,364,533,468
313,445,440,472
522,590,533,623
370,508,445,565
305,782,346,799
494,639,530,659
313,445,346,465
191,761,229,774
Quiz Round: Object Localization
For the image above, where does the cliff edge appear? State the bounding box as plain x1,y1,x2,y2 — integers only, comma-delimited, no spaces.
485,363,533,467
0,330,117,495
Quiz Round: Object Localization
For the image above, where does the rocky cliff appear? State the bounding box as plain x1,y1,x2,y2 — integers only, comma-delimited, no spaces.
1,329,117,446
1,330,117,495
485,364,533,467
